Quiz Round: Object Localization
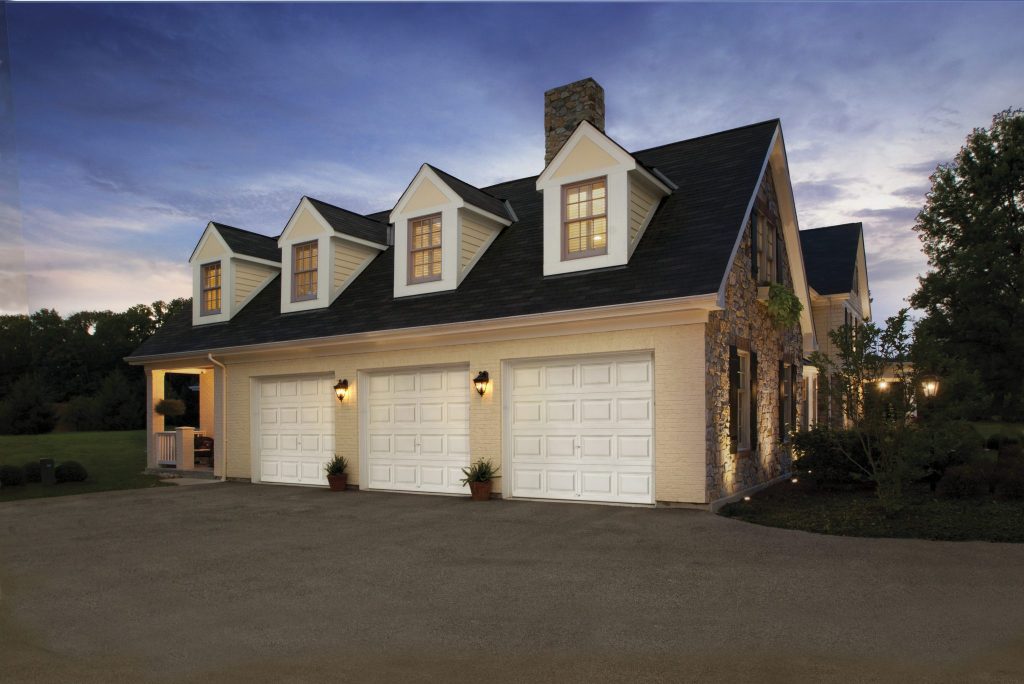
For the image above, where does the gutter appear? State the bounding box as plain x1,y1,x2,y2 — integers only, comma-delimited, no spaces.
207,353,228,482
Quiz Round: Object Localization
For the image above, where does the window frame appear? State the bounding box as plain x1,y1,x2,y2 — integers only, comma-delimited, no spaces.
561,176,609,261
199,261,222,316
407,213,444,285
737,351,752,451
756,213,779,284
291,240,319,302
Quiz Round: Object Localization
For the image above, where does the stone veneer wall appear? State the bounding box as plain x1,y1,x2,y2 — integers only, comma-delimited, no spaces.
705,167,804,500
544,78,606,166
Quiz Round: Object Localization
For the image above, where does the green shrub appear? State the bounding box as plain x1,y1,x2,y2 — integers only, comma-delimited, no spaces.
22,460,42,483
938,464,992,498
460,459,500,484
791,426,870,487
0,375,56,435
55,461,88,483
323,455,348,476
997,466,1024,500
0,464,27,487
985,434,1005,451
62,395,101,431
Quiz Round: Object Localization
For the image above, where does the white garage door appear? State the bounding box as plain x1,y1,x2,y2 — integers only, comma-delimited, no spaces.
364,366,470,494
507,353,654,504
257,375,336,485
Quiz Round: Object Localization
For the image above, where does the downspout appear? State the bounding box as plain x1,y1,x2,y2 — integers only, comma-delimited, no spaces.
207,354,228,482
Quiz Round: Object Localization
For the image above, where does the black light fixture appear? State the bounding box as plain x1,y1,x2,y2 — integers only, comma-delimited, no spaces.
473,370,489,397
920,374,939,398
334,379,349,402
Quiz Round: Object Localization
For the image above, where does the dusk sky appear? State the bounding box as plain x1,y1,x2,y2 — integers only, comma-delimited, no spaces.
3,2,1022,323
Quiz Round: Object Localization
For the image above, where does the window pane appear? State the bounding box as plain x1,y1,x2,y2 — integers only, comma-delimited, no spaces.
592,182,606,199
592,198,605,215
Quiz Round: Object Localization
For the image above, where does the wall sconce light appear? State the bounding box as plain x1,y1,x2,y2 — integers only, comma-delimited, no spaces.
473,370,489,397
877,380,889,391
334,379,349,402
921,374,939,398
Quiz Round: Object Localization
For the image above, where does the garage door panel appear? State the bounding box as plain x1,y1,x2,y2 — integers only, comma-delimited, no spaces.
509,354,654,504
369,463,393,486
365,366,470,495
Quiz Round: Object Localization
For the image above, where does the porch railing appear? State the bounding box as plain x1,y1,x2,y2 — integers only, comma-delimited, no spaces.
155,432,177,465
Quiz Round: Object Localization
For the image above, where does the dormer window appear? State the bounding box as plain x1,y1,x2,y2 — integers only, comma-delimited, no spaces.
200,262,222,315
408,213,443,284
563,177,607,260
292,240,318,302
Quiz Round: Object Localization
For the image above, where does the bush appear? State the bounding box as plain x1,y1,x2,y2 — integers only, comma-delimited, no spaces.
22,460,42,483
791,426,870,487
985,434,1004,451
0,464,27,487
55,461,88,483
938,463,993,498
62,395,101,431
997,466,1024,500
0,375,56,435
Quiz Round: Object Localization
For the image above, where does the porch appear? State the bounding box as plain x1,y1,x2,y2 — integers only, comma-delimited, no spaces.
146,366,221,476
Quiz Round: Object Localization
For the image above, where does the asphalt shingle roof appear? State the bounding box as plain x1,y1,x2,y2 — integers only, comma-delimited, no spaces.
211,223,281,263
306,197,389,245
130,119,778,360
799,223,862,295
425,165,512,221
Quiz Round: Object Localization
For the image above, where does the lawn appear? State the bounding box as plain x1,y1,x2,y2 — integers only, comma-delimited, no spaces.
0,430,168,502
720,479,1024,543
971,421,1024,441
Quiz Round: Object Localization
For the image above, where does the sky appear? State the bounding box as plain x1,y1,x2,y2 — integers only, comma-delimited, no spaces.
2,2,1022,323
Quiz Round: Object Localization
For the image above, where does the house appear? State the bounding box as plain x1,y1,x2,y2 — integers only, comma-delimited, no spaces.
799,223,872,427
128,77,871,507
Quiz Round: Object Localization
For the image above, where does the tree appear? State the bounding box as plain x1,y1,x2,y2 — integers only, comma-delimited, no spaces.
910,108,1024,419
0,374,56,435
810,310,922,512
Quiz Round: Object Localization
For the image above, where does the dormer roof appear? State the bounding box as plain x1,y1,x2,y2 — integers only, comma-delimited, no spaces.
208,223,281,263
423,165,513,222
799,223,863,296
305,197,390,246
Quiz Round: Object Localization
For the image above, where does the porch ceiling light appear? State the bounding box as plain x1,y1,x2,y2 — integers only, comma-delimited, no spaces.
334,379,349,402
877,380,889,391
921,374,939,398
473,370,490,397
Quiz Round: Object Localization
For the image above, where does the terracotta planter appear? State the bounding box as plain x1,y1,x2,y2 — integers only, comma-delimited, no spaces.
327,474,348,491
468,480,492,501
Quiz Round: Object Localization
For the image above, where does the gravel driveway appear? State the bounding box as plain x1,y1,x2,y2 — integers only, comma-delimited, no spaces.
2,483,1022,683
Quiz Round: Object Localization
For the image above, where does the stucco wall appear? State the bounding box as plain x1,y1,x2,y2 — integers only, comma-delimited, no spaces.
218,322,709,503
705,171,804,500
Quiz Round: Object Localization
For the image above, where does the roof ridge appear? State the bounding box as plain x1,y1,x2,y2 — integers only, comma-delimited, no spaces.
425,164,508,202
305,196,388,224
631,118,781,156
211,222,276,240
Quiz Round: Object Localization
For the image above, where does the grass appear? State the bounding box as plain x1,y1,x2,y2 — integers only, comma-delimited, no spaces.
0,430,168,502
720,479,1024,543
971,421,1024,441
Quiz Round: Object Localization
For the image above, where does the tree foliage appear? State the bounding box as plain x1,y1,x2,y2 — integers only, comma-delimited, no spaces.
0,298,189,434
809,310,924,512
910,108,1024,419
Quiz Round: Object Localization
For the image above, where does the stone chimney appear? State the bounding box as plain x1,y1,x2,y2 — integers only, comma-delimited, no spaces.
544,78,605,166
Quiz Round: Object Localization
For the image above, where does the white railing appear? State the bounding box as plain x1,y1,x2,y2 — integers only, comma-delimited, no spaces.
155,432,177,465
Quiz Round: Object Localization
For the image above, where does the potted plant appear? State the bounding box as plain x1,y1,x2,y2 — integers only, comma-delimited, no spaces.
460,459,500,501
324,455,348,491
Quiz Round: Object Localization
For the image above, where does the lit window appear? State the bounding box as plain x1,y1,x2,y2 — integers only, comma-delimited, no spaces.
292,241,318,301
408,214,443,284
200,262,221,315
563,177,607,259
